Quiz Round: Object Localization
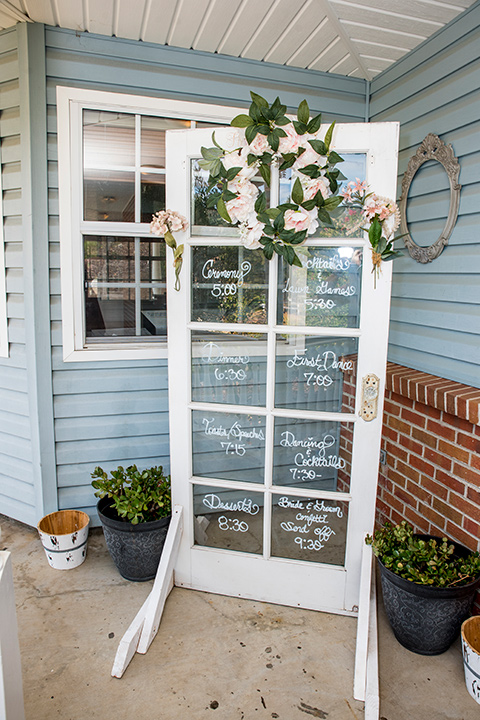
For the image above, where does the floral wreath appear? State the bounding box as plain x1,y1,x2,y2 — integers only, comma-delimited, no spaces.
151,91,402,289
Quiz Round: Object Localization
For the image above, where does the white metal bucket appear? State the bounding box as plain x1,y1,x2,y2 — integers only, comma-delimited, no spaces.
37,510,90,570
461,616,480,705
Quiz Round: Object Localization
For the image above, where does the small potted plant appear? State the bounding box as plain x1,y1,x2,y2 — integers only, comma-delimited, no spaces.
366,521,480,655
92,464,171,582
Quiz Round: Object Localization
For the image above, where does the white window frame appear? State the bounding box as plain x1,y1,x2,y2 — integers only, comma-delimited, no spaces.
57,87,242,362
0,157,8,358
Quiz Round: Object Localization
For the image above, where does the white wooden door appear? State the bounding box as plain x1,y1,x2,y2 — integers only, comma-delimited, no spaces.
166,123,398,615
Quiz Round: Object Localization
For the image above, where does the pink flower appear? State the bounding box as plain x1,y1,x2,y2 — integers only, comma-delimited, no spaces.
223,148,258,180
302,176,330,201
278,123,300,155
240,218,265,249
284,208,316,235
247,133,270,156
225,194,256,224
150,210,188,236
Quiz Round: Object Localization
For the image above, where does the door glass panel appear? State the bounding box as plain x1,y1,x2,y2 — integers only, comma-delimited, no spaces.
192,410,266,483
140,116,191,168
193,485,263,554
192,331,268,406
191,246,268,324
271,494,348,565
273,418,353,493
278,246,362,328
275,335,358,412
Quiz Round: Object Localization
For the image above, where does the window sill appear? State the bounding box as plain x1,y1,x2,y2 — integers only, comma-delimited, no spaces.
64,343,168,362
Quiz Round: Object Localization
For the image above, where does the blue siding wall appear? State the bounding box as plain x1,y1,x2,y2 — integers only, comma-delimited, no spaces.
369,4,480,388
45,27,367,522
0,27,36,525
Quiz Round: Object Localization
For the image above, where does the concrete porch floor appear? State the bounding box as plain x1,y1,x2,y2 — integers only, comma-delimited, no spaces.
2,514,479,720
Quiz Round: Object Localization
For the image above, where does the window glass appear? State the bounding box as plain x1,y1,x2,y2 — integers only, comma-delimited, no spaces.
83,110,135,168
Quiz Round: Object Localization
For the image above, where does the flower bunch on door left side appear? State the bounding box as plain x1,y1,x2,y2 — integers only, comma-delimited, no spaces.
150,209,188,291
198,91,345,268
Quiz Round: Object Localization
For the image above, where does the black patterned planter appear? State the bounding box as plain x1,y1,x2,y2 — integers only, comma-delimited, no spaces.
378,537,480,655
97,497,171,582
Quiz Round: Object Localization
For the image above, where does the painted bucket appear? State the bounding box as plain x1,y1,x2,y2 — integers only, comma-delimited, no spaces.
37,510,90,570
461,615,480,705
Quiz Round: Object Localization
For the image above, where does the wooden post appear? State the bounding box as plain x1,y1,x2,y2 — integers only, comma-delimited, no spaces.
0,552,25,720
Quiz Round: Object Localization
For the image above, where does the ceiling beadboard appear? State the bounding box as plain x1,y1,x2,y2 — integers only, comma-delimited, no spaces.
3,0,475,79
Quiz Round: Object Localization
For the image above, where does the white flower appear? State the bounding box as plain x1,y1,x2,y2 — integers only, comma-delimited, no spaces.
240,217,265,249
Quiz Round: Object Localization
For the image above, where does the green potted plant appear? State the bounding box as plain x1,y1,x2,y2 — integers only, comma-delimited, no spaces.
92,464,171,582
366,521,480,655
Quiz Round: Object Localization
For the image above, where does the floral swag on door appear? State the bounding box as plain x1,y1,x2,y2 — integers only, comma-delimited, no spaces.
151,92,402,288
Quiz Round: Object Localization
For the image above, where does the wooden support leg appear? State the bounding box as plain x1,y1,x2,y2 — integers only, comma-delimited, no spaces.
138,505,183,654
353,538,373,702
111,505,183,678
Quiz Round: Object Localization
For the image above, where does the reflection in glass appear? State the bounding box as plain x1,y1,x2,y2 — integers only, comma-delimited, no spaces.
140,116,191,168
273,417,352,493
83,110,135,168
141,172,165,222
83,169,135,222
192,410,266,483
275,335,358,412
84,236,165,339
271,494,348,565
278,247,362,328
192,331,268,406
193,484,263,554
191,246,268,324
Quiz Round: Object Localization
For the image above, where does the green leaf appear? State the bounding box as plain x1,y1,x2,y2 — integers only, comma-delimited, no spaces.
292,251,303,268
267,132,279,152
261,224,276,237
206,192,221,208
217,196,232,223
297,99,310,125
259,163,271,186
273,243,285,257
328,150,344,164
323,195,343,210
307,113,322,134
255,191,267,214
266,207,281,219
369,216,382,247
245,124,259,145
279,153,297,171
231,114,253,128
262,241,275,260
249,103,262,123
290,230,307,245
247,153,258,166
250,91,269,108
226,166,242,181
257,124,270,135
318,208,332,225
308,139,327,156
291,177,304,205
223,189,238,202
201,146,223,160
273,211,285,233
293,120,307,135
301,199,316,211
323,121,335,151
275,127,287,138
275,115,290,126
299,164,321,179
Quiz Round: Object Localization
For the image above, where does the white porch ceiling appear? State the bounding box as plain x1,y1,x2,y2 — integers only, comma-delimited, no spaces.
0,0,475,80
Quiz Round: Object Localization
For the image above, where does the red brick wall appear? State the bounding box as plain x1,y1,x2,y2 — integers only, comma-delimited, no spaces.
376,363,480,612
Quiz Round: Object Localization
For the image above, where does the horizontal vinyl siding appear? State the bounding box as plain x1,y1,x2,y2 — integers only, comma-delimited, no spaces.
370,4,480,388
0,27,35,525
44,28,368,520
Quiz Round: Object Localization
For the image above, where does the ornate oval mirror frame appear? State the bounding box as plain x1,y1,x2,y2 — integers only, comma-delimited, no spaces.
398,133,461,264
